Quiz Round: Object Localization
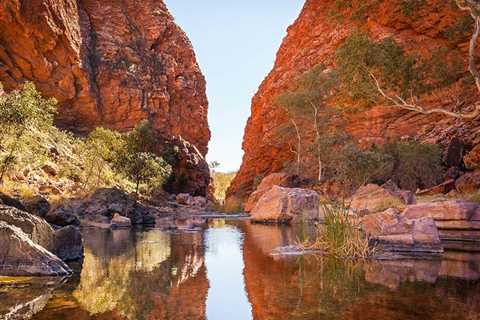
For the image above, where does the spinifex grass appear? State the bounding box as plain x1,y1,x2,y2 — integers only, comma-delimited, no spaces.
301,201,374,259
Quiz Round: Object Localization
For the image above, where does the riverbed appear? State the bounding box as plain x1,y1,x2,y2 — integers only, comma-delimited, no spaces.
2,220,480,319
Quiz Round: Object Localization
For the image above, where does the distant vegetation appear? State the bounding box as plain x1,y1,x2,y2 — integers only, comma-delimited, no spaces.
0,82,172,200
211,170,236,202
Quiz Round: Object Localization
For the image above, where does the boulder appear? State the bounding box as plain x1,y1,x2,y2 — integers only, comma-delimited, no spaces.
46,206,80,227
402,200,479,221
455,171,480,194
361,208,443,254
0,192,26,211
76,188,156,225
350,184,414,215
0,221,72,276
245,172,297,212
0,205,55,252
401,200,480,242
111,213,132,228
250,186,321,224
23,196,51,218
41,163,58,177
464,144,480,170
416,179,456,196
54,226,84,261
176,193,192,205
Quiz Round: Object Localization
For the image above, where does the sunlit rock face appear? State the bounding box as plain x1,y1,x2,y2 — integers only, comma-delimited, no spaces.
72,229,207,320
0,0,210,156
227,0,480,202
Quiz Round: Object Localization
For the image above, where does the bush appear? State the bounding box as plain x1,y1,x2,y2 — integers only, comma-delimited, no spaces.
382,140,444,191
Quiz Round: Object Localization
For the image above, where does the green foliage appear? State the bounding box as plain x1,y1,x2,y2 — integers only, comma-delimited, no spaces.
0,83,58,182
443,15,474,43
212,171,236,202
382,140,444,191
116,121,172,196
400,0,426,17
336,32,465,107
336,144,393,189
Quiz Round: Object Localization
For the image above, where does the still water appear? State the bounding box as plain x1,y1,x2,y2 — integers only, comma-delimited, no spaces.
2,220,480,320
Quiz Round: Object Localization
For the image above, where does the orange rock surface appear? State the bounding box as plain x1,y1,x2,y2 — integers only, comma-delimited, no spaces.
227,0,480,203
0,0,210,156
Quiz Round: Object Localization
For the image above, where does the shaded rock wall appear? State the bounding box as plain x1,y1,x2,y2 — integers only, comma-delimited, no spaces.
228,0,480,202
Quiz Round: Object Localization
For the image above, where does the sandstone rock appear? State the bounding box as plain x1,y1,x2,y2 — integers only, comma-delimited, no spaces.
54,226,83,261
163,136,211,196
455,171,480,194
402,200,480,221
350,184,412,215
79,188,156,225
0,0,210,192
23,196,51,218
0,193,26,211
361,208,443,254
245,172,296,212
111,213,132,228
227,0,480,205
0,205,55,252
46,206,80,227
176,193,192,205
465,145,480,170
0,221,71,276
250,186,321,224
41,163,57,177
401,200,480,242
416,179,456,196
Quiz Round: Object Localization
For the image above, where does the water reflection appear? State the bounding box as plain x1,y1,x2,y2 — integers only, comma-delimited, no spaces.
2,221,480,320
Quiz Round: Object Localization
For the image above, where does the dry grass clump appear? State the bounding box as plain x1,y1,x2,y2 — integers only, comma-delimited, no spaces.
301,202,374,259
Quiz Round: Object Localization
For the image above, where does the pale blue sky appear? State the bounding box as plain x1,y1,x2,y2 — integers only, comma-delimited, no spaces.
165,1,305,172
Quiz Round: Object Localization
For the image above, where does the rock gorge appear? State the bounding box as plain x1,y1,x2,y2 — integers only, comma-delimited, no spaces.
0,0,210,195
227,0,480,203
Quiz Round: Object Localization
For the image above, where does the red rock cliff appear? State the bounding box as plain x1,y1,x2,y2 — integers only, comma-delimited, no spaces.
228,0,480,202
0,0,209,156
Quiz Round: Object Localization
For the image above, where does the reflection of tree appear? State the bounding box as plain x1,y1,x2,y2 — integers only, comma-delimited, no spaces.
72,229,208,320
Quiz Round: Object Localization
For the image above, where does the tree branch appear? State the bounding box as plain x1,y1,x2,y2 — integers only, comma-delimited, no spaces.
369,72,480,119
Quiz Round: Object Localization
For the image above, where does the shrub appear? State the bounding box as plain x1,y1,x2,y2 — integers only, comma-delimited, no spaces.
382,140,444,191
116,121,172,197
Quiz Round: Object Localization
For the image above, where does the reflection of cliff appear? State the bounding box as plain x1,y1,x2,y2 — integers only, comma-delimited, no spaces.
242,222,480,320
70,229,207,320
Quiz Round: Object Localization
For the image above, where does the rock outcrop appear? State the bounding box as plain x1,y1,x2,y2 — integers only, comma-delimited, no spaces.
244,172,297,213
0,205,55,252
0,0,210,195
250,186,321,223
227,0,480,203
350,183,415,215
402,200,480,242
360,208,443,255
0,221,72,276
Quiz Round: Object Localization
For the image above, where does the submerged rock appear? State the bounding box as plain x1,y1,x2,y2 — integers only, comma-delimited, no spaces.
251,186,321,224
0,221,72,276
